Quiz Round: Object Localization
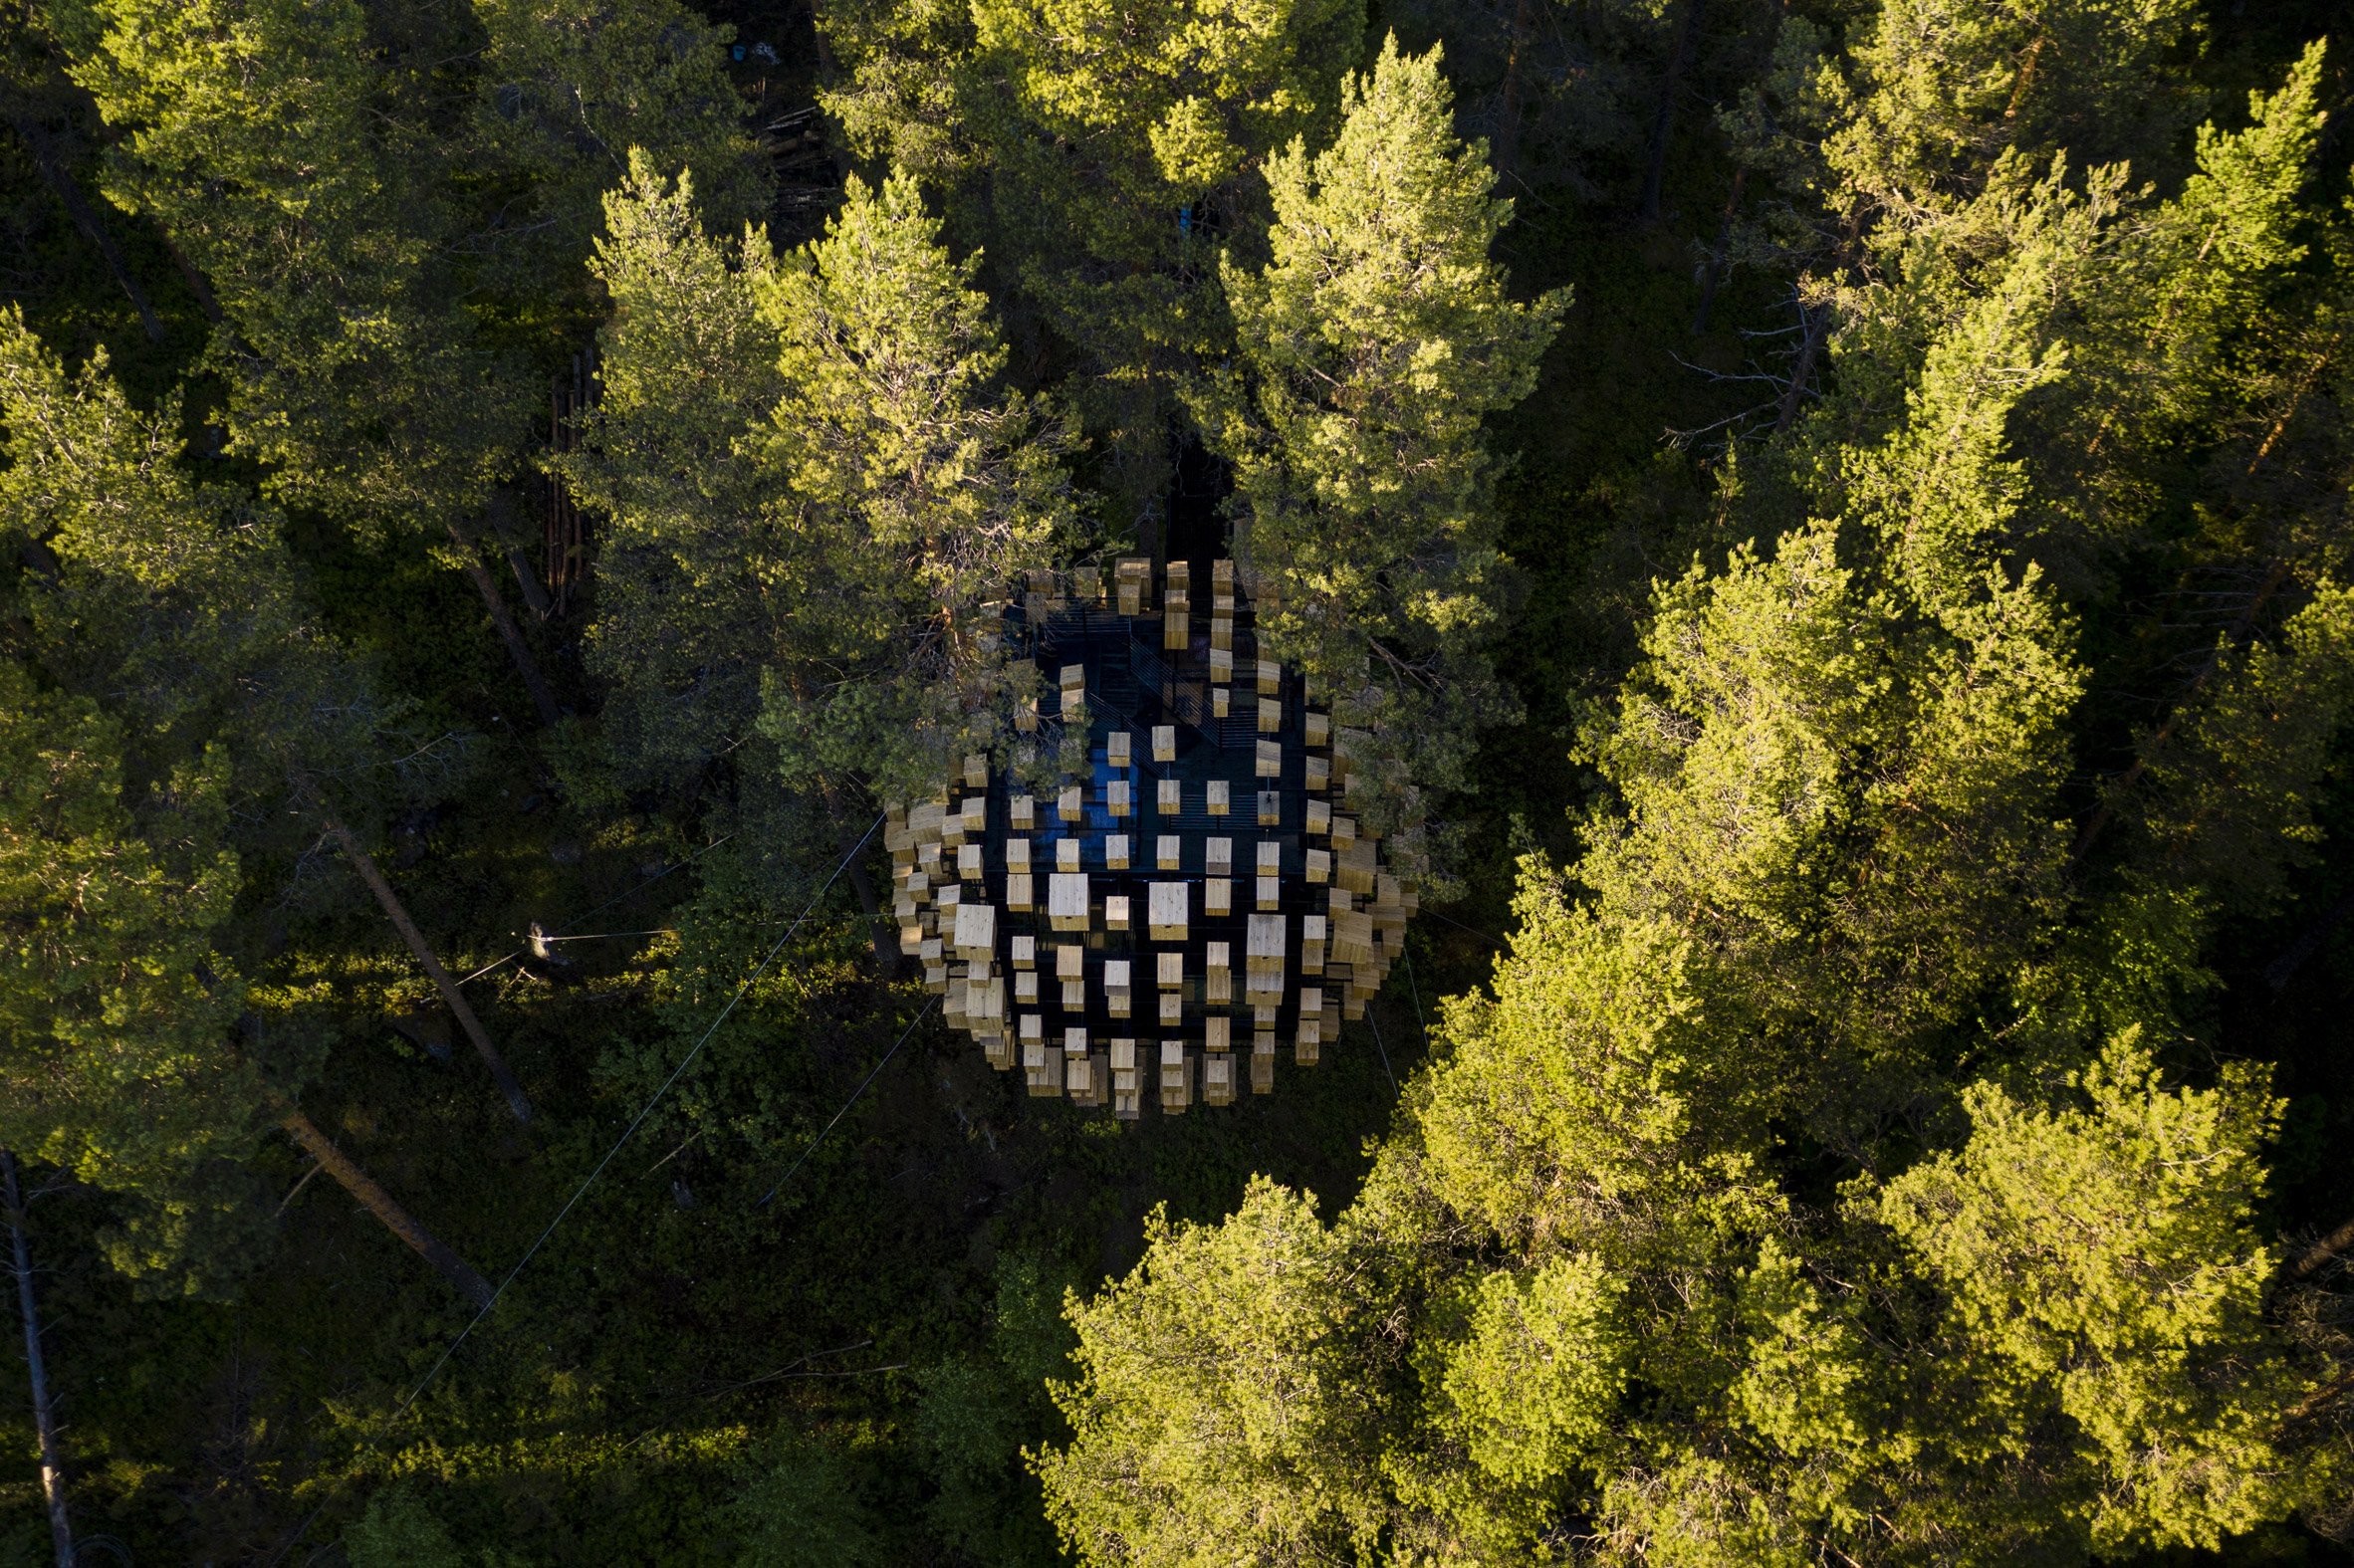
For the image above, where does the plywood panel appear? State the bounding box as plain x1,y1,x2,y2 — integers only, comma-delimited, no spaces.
952,901,997,955
1148,882,1188,940
1048,872,1090,931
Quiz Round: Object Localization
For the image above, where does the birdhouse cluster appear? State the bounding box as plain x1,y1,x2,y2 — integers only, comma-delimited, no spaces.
884,559,1417,1116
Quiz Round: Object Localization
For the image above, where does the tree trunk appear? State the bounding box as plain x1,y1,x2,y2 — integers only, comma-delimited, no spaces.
156,230,228,326
485,492,556,620
1493,0,1535,184
843,828,900,978
2289,1213,2354,1283
505,543,555,620
810,0,838,77
306,795,535,1122
274,1109,497,1310
1640,0,1706,224
2001,33,2047,123
3,1153,74,1568
824,784,900,977
2284,1369,2354,1426
4,108,165,344
1773,299,1825,432
1691,164,1746,335
447,523,564,727
2245,329,2343,478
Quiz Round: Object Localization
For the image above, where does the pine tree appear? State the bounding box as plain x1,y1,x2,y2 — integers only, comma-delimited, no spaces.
0,313,517,1295
970,0,1360,292
1574,512,2081,1142
2082,43,2328,451
68,0,757,724
966,0,1361,520
1046,812,2338,1563
1399,860,1781,1261
749,171,1077,802
1211,38,1564,842
2099,582,2354,923
819,0,981,188
1725,0,2220,456
1876,1033,2322,1555
563,159,1075,972
561,156,790,787
1825,153,2123,603
1037,1181,1389,1565
0,311,532,1122
72,0,532,531
2009,44,2333,584
572,162,1075,803
0,14,168,346
1822,0,2205,230
0,662,262,1296
70,0,556,717
0,661,495,1306
467,0,770,303
1433,1251,1630,1490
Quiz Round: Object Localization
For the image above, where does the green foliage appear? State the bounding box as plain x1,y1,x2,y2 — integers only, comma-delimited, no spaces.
1040,862,2336,1565
468,0,769,297
0,313,290,1295
2123,581,2354,920
1401,864,1777,1257
750,170,1077,799
1822,0,2206,224
72,0,533,542
1211,38,1564,843
0,309,417,838
1577,517,2081,1133
1038,1180,1389,1565
1877,1032,2316,1553
821,0,977,185
70,0,769,556
968,0,1361,384
818,0,1365,518
4,1,2351,1563
0,307,411,1292
564,156,789,785
0,661,267,1297
1436,1252,1628,1487
1830,152,2122,604
344,1481,470,1568
0,310,306,751
574,159,1076,801
911,1251,1073,1564
721,1430,885,1568
2079,42,2330,450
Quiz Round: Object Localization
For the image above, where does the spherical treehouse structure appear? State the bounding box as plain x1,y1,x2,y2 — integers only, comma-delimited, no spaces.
887,558,1419,1116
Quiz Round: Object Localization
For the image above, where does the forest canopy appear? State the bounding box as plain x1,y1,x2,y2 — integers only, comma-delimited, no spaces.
0,0,2351,1562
